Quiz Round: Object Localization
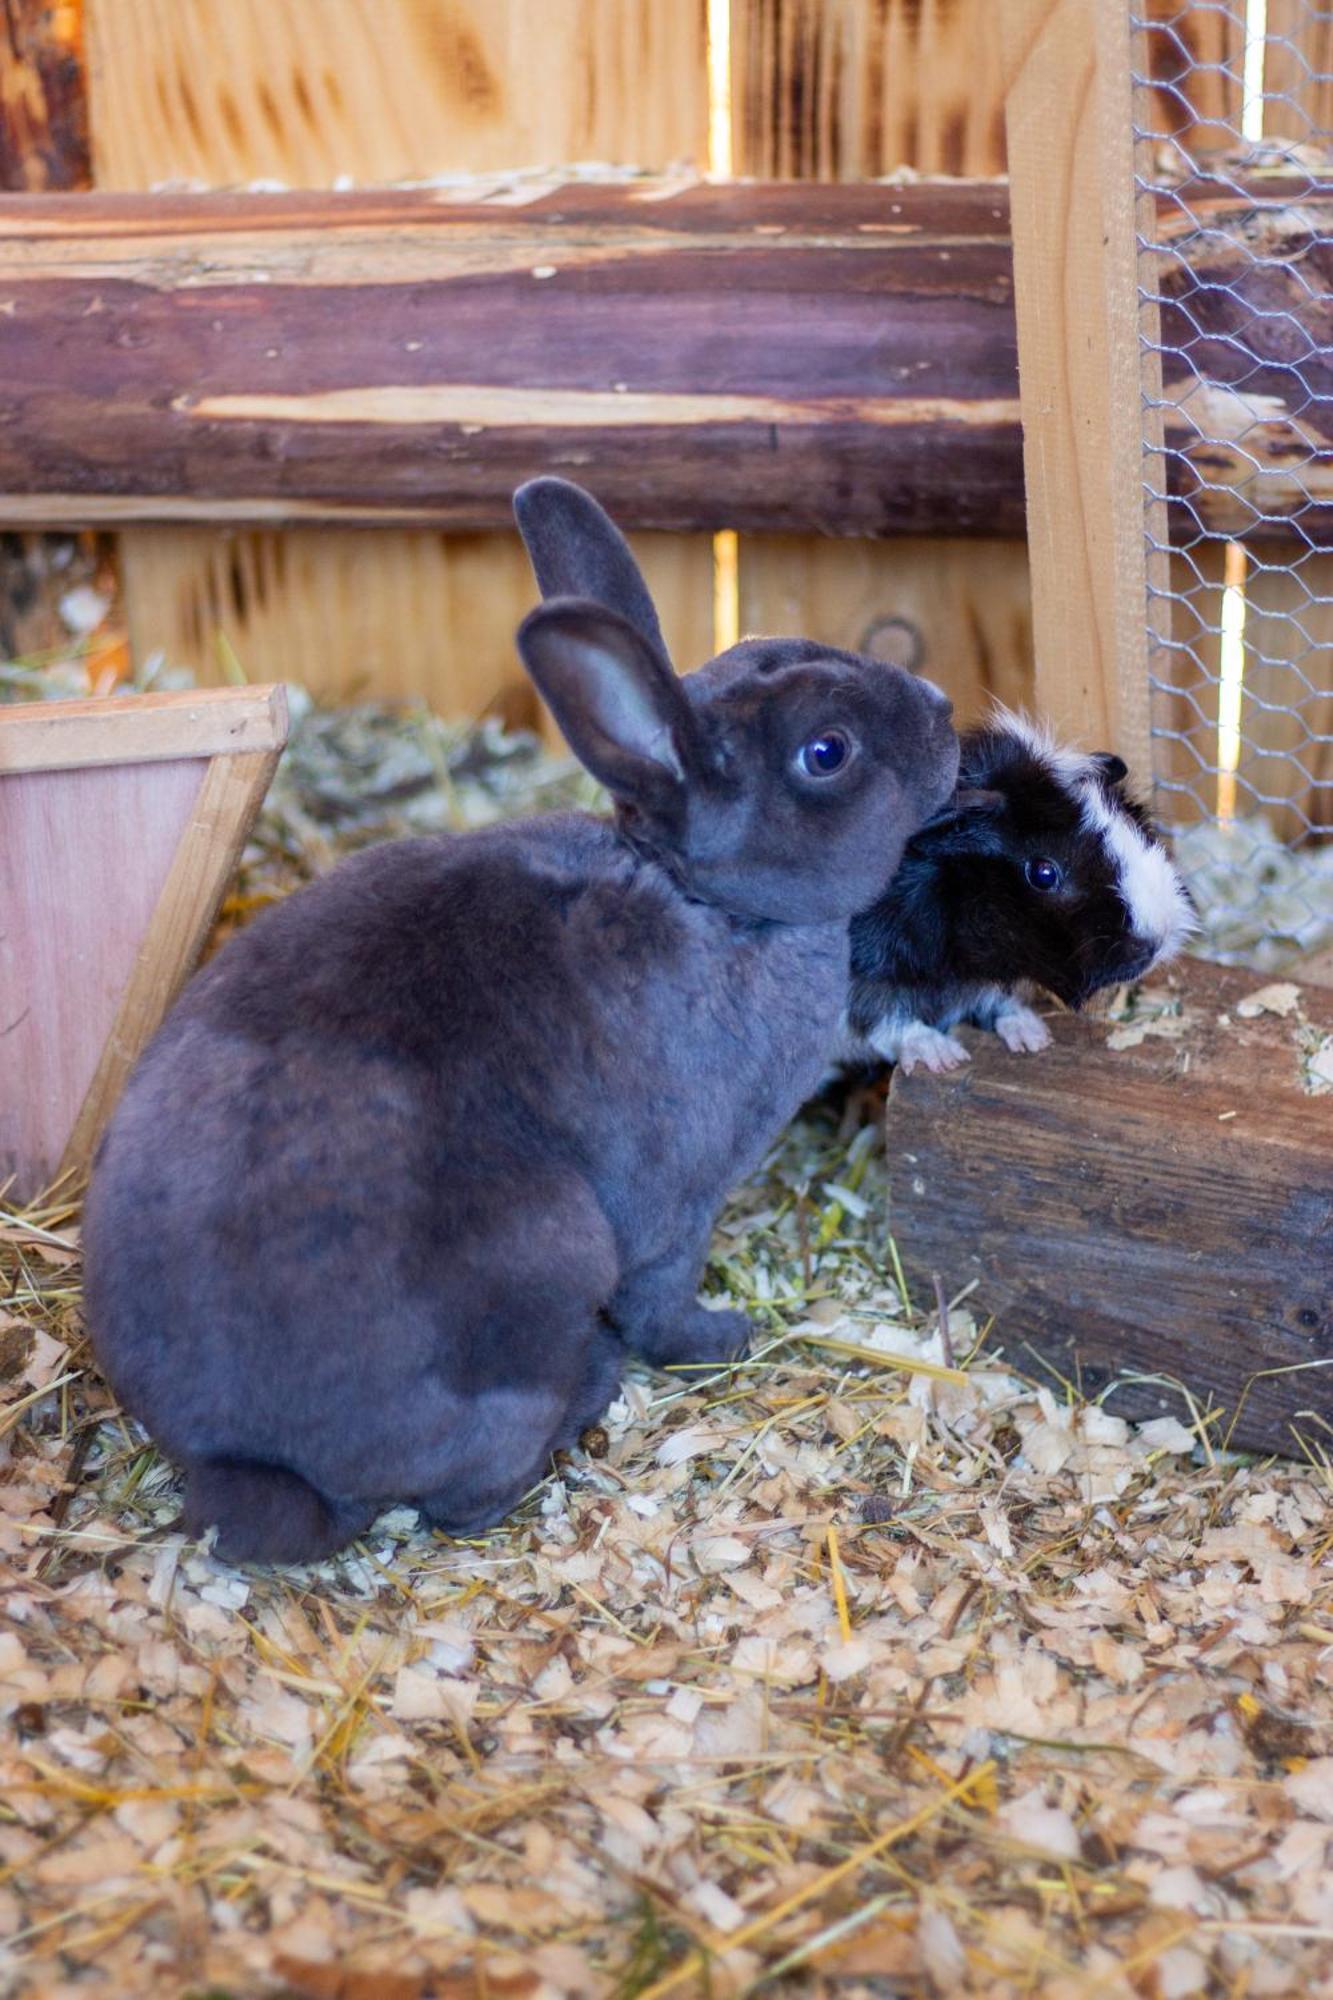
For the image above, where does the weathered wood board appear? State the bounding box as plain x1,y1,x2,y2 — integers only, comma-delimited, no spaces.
886,957,1333,1457
0,180,1023,538
0,686,287,1201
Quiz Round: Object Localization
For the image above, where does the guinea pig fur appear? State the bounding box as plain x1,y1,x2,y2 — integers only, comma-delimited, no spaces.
844,711,1196,1076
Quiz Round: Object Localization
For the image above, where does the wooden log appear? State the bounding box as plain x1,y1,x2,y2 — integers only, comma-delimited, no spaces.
885,958,1333,1458
5,172,1331,543
0,178,1023,538
0,686,287,1201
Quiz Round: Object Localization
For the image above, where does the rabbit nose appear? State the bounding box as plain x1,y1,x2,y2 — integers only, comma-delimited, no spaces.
920,678,953,715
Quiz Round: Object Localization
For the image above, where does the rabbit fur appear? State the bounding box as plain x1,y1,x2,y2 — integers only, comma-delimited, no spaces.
82,478,959,1565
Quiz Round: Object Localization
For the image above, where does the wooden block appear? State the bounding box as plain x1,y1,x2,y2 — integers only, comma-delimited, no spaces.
0,685,287,1200
885,958,1333,1456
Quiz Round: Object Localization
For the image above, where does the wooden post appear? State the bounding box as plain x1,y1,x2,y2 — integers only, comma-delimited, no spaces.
730,0,1035,729
1003,0,1166,776
0,686,287,1201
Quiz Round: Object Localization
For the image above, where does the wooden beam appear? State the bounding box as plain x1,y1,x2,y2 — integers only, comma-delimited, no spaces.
5,173,1331,545
1003,0,1165,768
0,179,1025,537
885,957,1333,1459
0,684,288,774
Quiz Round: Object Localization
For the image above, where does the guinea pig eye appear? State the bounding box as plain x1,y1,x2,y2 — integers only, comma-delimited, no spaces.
798,730,852,778
1025,856,1063,893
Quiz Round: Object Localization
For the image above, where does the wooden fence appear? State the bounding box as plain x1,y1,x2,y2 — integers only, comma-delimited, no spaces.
3,0,1330,830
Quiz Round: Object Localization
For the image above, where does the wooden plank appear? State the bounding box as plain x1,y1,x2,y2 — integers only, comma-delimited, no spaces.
1151,543,1229,824
84,0,709,191
0,683,287,773
1002,0,1166,774
0,181,1024,538
729,0,1031,730
1263,0,1333,147
1137,0,1245,149
0,755,205,1196
0,0,102,678
1233,556,1333,841
59,743,283,1186
0,0,88,191
0,685,288,1199
1239,7,1333,843
82,0,711,718
737,536,1032,725
886,957,1333,1458
730,0,1010,180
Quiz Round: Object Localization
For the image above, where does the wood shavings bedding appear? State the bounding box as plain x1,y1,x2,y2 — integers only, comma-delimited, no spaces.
2,679,1331,1997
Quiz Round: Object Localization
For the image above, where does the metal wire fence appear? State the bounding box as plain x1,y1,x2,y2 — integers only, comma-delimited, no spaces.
1133,0,1333,968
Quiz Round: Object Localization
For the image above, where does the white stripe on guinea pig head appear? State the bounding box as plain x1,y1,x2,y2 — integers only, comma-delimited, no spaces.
1076,778,1197,961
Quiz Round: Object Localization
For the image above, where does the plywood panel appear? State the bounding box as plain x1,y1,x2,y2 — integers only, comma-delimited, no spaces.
83,0,712,720
124,524,716,716
738,537,1032,725
729,0,1033,722
0,757,204,1192
730,0,1009,179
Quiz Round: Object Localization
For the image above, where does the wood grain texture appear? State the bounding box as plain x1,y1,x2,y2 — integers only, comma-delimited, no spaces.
1262,0,1333,144
0,685,287,1199
0,0,88,191
729,0,1032,726
730,0,1010,180
886,957,1333,1458
1240,4,1333,844
737,535,1033,725
1137,0,1244,148
58,742,282,1187
0,683,287,773
1003,0,1166,774
0,182,1025,536
84,0,708,189
0,755,205,1197
1234,558,1333,840
83,0,710,718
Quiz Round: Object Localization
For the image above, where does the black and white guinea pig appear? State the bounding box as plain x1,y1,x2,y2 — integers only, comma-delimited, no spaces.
843,712,1196,1075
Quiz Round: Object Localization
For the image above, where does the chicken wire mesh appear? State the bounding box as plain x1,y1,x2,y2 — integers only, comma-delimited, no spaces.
1132,1,1333,969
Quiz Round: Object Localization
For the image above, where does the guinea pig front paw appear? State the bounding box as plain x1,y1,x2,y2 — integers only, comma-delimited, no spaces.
894,1022,972,1075
994,1004,1053,1055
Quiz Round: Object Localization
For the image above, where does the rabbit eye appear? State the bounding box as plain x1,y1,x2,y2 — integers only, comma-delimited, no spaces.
1025,856,1062,892
799,730,851,778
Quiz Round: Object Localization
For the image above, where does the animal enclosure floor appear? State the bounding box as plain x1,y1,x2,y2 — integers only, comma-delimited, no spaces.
2,693,1331,1999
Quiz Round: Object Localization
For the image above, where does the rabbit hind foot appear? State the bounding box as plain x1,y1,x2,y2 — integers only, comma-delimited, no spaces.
182,1456,377,1566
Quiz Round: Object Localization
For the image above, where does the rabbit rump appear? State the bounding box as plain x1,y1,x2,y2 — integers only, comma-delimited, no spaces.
83,478,958,1565
844,711,1195,1074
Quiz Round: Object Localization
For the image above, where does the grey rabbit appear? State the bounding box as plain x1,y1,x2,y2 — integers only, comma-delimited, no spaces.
82,478,959,1565
843,710,1195,1075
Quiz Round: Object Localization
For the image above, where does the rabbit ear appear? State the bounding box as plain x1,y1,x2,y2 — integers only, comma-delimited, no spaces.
516,598,699,808
513,477,670,661
1092,751,1129,785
